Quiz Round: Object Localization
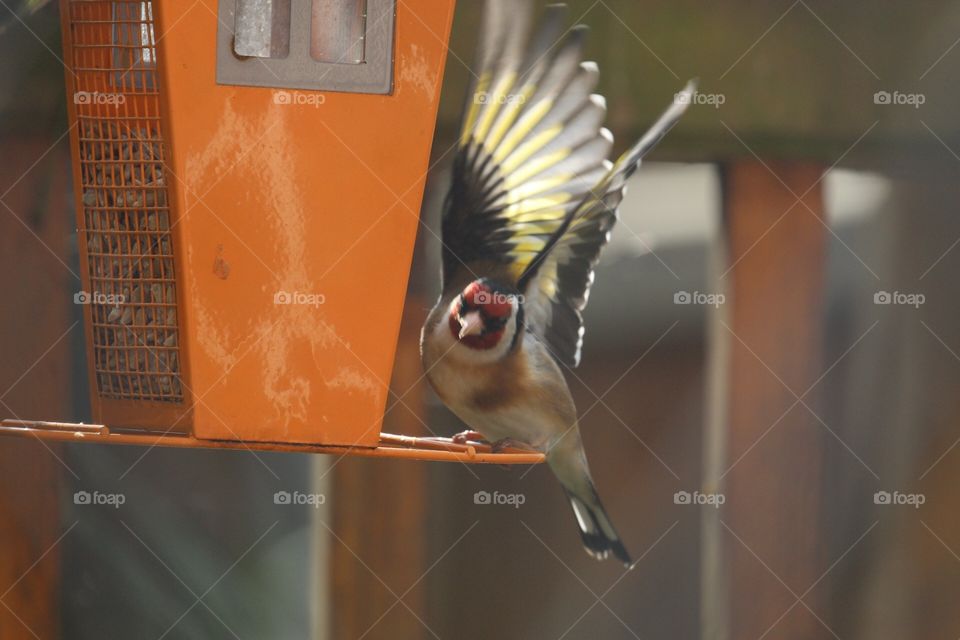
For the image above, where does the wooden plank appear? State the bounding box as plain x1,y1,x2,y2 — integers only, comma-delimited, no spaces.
707,161,828,639
436,0,960,162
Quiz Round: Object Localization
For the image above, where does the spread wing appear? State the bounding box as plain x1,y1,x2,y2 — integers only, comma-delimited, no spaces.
440,0,613,290
518,81,696,367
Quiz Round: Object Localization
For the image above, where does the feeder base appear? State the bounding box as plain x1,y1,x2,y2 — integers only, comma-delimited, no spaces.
0,419,544,464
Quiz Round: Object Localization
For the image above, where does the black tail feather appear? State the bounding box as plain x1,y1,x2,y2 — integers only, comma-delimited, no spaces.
565,489,632,567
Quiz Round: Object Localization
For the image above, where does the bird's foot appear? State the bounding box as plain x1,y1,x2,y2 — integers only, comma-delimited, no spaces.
452,430,486,445
490,438,536,453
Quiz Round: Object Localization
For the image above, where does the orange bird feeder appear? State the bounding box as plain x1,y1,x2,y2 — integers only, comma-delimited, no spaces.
0,0,542,465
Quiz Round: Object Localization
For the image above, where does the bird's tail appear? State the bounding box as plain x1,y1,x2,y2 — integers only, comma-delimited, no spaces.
563,484,632,568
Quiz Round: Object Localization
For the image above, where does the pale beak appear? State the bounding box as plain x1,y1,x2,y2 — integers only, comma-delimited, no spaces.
458,310,484,339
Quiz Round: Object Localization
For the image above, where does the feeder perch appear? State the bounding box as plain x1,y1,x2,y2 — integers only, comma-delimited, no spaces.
0,0,542,465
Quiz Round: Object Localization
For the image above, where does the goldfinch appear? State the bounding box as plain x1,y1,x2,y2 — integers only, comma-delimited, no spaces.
421,0,694,566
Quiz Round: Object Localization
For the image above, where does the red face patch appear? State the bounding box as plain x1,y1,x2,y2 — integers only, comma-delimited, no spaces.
462,281,514,319
447,280,517,350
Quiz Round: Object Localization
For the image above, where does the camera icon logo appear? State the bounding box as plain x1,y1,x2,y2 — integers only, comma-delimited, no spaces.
674,91,692,105
874,291,892,304
74,490,92,505
273,91,292,105
874,490,892,505
475,291,491,304
874,91,892,105
674,291,692,304
673,490,692,505
473,490,492,505
74,290,91,304
273,491,292,505
273,290,291,305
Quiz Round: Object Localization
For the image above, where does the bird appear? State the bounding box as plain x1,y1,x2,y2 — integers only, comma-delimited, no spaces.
420,0,694,566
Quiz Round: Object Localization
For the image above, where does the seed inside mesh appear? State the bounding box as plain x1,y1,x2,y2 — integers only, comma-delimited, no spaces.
80,122,183,402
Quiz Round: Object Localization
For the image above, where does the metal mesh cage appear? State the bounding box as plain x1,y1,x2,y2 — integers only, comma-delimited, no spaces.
68,0,183,402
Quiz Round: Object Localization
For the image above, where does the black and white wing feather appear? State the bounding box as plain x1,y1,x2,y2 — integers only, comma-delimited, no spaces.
440,0,694,366
441,0,612,290
518,81,696,366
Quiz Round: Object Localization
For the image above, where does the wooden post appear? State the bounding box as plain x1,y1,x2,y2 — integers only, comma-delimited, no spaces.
330,301,429,639
0,442,63,640
705,161,828,639
0,139,74,640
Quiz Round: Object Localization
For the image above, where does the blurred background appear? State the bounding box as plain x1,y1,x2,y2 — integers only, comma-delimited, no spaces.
3,0,960,638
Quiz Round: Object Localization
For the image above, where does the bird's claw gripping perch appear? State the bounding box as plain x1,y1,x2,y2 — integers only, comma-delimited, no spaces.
452,430,486,445
490,438,535,454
